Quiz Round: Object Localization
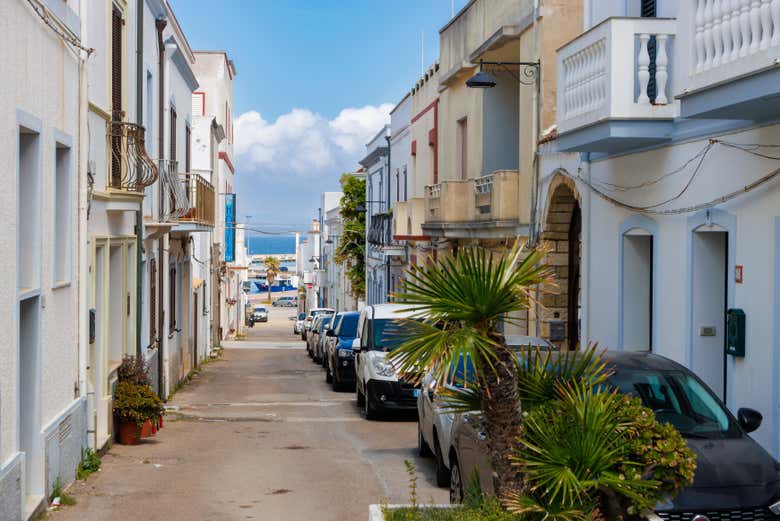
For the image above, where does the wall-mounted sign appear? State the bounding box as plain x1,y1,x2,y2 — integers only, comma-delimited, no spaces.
225,193,236,262
735,265,743,284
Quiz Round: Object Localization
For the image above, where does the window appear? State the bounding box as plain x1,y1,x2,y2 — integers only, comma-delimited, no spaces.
457,117,468,180
622,231,653,351
145,72,153,155
395,169,400,203
150,258,157,347
403,165,408,201
110,6,123,187
185,124,191,172
18,126,41,292
169,107,177,163
53,143,73,285
169,266,176,334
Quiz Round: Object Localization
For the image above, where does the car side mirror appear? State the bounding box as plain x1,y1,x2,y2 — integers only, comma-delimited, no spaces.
352,338,361,353
738,407,763,433
326,329,335,337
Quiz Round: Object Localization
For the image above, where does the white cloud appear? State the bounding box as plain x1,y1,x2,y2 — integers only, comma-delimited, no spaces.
234,103,392,177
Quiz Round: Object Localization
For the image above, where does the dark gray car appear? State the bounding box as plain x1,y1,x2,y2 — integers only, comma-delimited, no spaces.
446,351,780,517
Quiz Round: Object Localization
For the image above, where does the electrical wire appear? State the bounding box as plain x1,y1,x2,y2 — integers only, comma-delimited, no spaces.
573,139,780,215
26,0,94,56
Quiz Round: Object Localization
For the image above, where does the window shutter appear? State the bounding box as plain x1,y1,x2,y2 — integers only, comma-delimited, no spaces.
110,7,123,187
150,259,157,347
185,126,191,172
169,267,176,333
641,0,658,102
170,107,177,162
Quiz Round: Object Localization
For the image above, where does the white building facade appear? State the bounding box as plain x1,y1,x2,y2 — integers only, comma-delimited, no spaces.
539,0,780,458
0,1,85,517
361,126,391,305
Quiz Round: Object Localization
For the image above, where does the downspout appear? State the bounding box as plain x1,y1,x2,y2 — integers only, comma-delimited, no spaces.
78,0,90,437
135,0,144,359
156,17,167,398
385,133,391,302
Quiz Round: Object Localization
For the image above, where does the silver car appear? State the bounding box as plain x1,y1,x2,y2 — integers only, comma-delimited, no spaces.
419,336,554,489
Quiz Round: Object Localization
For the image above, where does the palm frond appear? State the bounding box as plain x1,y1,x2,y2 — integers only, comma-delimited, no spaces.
516,344,612,411
435,386,483,414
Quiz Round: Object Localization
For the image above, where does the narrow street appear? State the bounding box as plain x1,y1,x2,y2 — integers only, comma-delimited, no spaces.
48,307,446,521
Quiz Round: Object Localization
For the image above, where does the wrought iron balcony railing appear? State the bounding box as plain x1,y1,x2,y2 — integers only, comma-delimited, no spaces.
159,159,189,220
368,213,392,246
178,171,215,227
107,121,158,191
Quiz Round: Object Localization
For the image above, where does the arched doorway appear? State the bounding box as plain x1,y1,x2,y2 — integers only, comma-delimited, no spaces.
541,180,581,351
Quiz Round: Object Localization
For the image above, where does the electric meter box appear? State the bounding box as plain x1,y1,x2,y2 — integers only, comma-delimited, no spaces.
726,308,745,357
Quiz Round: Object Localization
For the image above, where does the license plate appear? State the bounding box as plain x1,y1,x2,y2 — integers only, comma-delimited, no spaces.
413,389,420,398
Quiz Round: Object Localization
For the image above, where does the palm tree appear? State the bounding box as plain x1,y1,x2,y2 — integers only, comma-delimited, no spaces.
264,256,281,303
389,242,554,498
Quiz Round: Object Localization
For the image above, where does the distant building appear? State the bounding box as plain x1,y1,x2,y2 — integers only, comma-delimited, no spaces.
361,126,391,305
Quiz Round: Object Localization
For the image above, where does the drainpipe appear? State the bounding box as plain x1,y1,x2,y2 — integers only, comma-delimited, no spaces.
385,132,391,302
135,0,144,359
78,0,90,434
156,17,167,398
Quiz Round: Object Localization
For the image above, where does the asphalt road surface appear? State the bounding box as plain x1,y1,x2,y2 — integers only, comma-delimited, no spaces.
48,306,447,521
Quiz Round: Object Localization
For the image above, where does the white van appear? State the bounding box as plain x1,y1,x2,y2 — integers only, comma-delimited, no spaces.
353,303,420,419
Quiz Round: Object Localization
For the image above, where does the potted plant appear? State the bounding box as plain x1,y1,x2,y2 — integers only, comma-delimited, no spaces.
116,356,160,438
113,381,164,445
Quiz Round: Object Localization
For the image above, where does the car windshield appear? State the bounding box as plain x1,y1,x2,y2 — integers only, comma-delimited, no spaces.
606,369,741,439
318,317,332,332
370,318,412,351
254,307,266,312
338,315,359,338
297,313,306,320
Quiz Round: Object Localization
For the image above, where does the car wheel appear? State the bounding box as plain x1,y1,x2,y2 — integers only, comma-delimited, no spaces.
449,456,463,504
434,438,451,488
417,424,432,458
325,359,333,383
364,391,379,420
356,382,365,407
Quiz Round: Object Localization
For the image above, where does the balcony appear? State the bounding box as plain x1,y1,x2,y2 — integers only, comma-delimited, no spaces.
473,170,520,222
392,198,427,239
424,180,471,223
369,213,405,259
423,172,528,239
107,121,158,192
177,171,216,229
159,160,189,220
677,1,780,120
556,17,678,153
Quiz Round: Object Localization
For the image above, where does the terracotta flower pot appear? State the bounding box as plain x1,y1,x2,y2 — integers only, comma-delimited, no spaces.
159,415,164,429
140,419,154,438
116,419,141,445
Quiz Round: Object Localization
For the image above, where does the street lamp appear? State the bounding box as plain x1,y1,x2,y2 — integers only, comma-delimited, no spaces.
466,59,542,244
355,200,387,213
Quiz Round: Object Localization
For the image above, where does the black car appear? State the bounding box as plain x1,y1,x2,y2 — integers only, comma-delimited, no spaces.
447,351,780,516
324,311,360,391
310,316,332,363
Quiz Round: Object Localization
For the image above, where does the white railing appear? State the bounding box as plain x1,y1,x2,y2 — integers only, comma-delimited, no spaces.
693,0,780,74
557,18,678,134
426,184,442,198
474,175,494,194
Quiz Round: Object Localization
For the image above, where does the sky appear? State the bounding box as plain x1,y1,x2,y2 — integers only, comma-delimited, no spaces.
169,0,469,234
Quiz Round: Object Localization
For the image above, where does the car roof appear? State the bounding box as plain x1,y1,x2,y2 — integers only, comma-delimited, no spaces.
336,311,360,318
550,350,688,373
365,303,419,319
310,308,335,313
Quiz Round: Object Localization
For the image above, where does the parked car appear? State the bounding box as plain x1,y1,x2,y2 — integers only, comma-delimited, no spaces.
306,316,323,356
324,311,360,390
293,312,306,335
309,316,332,362
418,335,555,487
445,350,780,517
301,308,335,341
353,304,421,419
249,306,267,326
273,296,297,307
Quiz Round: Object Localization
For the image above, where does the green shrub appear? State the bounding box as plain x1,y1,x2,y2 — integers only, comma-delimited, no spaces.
112,381,164,426
76,448,101,480
505,349,697,521
50,477,76,506
384,498,521,521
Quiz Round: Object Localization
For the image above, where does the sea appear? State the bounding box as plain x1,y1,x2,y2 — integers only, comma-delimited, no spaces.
247,235,301,255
